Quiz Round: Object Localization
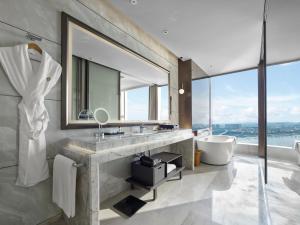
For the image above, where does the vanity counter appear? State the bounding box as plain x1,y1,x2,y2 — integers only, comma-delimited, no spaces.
64,129,193,164
59,128,194,225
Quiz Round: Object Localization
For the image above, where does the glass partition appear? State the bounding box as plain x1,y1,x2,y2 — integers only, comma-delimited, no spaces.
267,61,300,147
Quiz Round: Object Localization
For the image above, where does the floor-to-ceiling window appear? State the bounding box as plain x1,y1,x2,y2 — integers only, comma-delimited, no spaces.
267,61,300,147
192,63,300,148
211,69,258,143
192,70,259,144
192,78,210,130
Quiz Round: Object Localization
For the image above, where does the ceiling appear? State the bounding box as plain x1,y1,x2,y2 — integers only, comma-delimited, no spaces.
120,73,151,91
71,23,169,89
110,0,300,78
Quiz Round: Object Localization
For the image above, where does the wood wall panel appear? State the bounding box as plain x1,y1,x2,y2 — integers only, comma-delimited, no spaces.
178,59,192,128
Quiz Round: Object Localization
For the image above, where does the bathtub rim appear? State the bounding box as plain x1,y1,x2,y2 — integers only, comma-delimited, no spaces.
195,135,236,144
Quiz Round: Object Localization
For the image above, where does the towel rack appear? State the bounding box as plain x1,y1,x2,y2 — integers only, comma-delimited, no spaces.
72,162,84,168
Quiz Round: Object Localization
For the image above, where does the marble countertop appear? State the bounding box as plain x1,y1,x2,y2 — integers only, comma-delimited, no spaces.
62,129,194,163
66,129,192,151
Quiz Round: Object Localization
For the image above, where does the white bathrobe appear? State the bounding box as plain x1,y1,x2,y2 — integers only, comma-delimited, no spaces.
0,44,62,187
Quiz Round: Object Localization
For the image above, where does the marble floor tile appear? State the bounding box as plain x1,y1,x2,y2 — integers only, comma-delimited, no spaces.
266,160,300,225
99,156,271,225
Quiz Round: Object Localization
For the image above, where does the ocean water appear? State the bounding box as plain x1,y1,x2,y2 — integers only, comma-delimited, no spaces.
193,122,300,148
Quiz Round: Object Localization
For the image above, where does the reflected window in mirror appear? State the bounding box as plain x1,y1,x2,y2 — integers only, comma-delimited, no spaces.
158,85,169,120
121,86,149,121
88,61,119,120
71,56,120,121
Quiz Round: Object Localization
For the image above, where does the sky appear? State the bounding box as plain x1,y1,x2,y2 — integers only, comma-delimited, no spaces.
192,61,300,125
159,85,169,120
126,86,149,120
126,85,169,120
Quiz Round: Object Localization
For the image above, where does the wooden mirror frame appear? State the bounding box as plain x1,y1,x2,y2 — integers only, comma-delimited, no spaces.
61,12,171,129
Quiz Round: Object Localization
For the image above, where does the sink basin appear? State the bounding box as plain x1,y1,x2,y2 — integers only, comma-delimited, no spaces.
119,130,171,138
115,132,154,139
131,132,156,136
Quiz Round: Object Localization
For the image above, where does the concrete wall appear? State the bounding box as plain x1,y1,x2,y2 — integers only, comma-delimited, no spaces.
0,0,178,224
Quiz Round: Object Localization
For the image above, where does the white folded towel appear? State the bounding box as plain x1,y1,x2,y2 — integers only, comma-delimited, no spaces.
52,154,77,218
167,164,176,174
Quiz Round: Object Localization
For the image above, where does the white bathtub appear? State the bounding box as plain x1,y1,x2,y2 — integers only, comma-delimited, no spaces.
196,135,236,165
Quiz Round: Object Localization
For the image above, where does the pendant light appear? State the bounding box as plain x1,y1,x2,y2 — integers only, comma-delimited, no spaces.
179,83,184,95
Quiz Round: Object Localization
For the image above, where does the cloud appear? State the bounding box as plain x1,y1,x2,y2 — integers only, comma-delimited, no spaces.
279,62,294,67
268,95,300,103
225,85,236,93
291,107,300,115
192,97,209,124
267,95,300,122
193,93,300,124
192,95,259,124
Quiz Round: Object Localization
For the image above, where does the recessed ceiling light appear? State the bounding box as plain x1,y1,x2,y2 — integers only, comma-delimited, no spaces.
162,29,169,35
130,0,138,5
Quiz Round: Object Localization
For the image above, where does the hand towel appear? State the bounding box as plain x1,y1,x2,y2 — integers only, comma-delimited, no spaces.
167,163,176,174
52,154,77,218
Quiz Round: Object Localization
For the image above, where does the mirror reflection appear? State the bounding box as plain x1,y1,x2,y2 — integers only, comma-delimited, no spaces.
68,22,169,124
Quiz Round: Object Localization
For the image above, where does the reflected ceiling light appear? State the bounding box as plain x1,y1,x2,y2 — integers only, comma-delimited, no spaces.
179,83,184,95
130,0,138,5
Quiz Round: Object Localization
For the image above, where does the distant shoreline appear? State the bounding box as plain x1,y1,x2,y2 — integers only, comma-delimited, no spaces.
192,122,300,148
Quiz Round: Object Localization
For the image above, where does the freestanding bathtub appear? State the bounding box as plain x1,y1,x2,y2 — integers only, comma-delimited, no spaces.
196,135,236,165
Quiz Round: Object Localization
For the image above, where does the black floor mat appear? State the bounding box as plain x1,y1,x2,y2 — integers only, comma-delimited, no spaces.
113,195,146,217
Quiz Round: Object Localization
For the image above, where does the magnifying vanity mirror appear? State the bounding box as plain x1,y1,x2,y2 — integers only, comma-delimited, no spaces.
61,12,171,129
94,108,110,138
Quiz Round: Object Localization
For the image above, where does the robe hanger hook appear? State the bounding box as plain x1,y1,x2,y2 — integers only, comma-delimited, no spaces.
26,32,42,42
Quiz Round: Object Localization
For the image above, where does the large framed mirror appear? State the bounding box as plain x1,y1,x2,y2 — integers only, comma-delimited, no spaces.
61,12,170,129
